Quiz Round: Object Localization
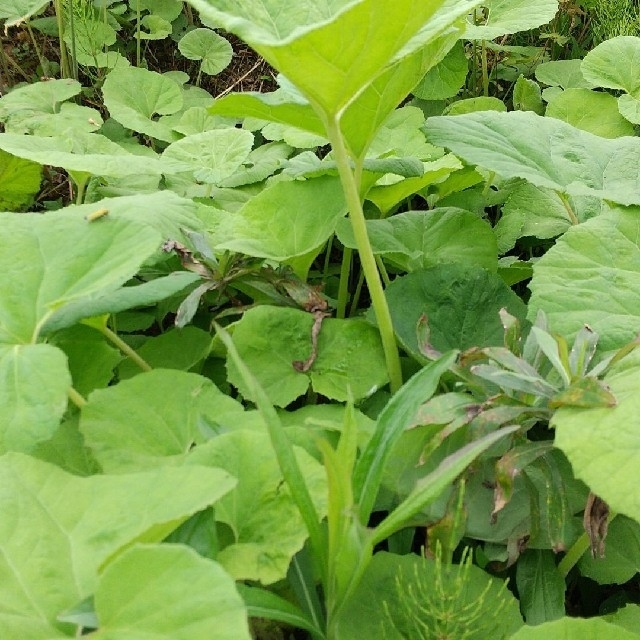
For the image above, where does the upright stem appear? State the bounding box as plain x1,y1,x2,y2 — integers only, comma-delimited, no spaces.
336,247,352,319
325,117,402,393
54,0,71,78
136,0,141,67
481,40,489,97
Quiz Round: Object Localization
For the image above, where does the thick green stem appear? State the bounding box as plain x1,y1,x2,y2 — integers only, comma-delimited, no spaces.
325,118,402,392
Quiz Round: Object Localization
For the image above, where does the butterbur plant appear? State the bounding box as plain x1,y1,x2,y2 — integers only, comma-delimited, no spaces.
188,0,484,392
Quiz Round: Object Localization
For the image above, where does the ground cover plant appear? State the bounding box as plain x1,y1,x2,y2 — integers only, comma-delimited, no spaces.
2,1,640,638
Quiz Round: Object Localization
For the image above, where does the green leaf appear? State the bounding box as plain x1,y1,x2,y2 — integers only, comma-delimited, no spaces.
513,75,544,114
412,40,468,100
553,350,640,525
0,0,48,26
463,0,559,40
237,584,322,638
605,605,640,635
81,369,246,472
444,96,507,115
92,544,251,640
334,551,523,639
102,66,183,142
0,452,236,639
578,516,640,585
336,208,498,272
0,131,167,178
227,306,388,407
528,206,640,351
189,430,327,584
189,0,478,157
0,149,41,210
50,325,121,397
178,28,233,75
0,344,70,454
581,36,640,96
383,264,528,360
162,128,254,184
0,211,162,344
138,13,172,40
138,0,183,22
213,175,347,262
516,549,565,625
508,617,640,639
535,59,594,89
546,88,635,138
118,326,212,379
424,110,640,206
0,78,80,119
354,351,458,521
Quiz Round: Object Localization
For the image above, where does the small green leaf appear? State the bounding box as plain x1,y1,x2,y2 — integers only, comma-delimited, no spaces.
509,616,640,639
535,59,593,89
513,75,544,114
412,41,468,100
179,28,233,75
444,95,507,115
516,549,565,625
102,66,183,142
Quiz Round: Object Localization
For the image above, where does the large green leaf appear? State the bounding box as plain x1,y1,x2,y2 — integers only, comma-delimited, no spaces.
81,369,246,472
383,264,527,360
545,88,635,138
335,208,498,272
424,110,640,206
178,28,233,75
334,551,522,638
412,40,468,100
0,212,162,344
553,350,640,525
0,453,236,639
102,66,183,142
190,0,479,157
528,207,640,351
463,0,559,40
581,36,640,97
212,175,347,262
0,131,167,178
227,305,388,406
189,430,327,584
508,617,640,639
91,544,251,640
0,343,70,454
162,128,254,184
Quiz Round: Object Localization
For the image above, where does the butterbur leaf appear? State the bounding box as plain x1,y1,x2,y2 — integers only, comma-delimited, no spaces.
102,66,183,142
81,369,246,472
383,264,528,361
581,36,640,96
412,41,468,100
189,430,327,584
553,350,640,525
529,206,640,351
0,211,162,343
0,344,71,454
509,617,640,639
0,149,41,210
92,544,251,639
227,306,388,407
463,0,559,41
0,0,49,27
178,28,233,75
0,453,236,639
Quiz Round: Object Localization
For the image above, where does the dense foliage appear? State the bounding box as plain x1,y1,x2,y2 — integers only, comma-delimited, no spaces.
2,1,640,638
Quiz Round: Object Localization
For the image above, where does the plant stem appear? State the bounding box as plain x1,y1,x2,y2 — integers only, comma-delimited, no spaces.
68,386,87,409
481,40,489,96
325,118,402,392
54,0,71,78
558,192,579,225
349,269,365,318
99,325,152,372
136,0,141,67
336,247,352,319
